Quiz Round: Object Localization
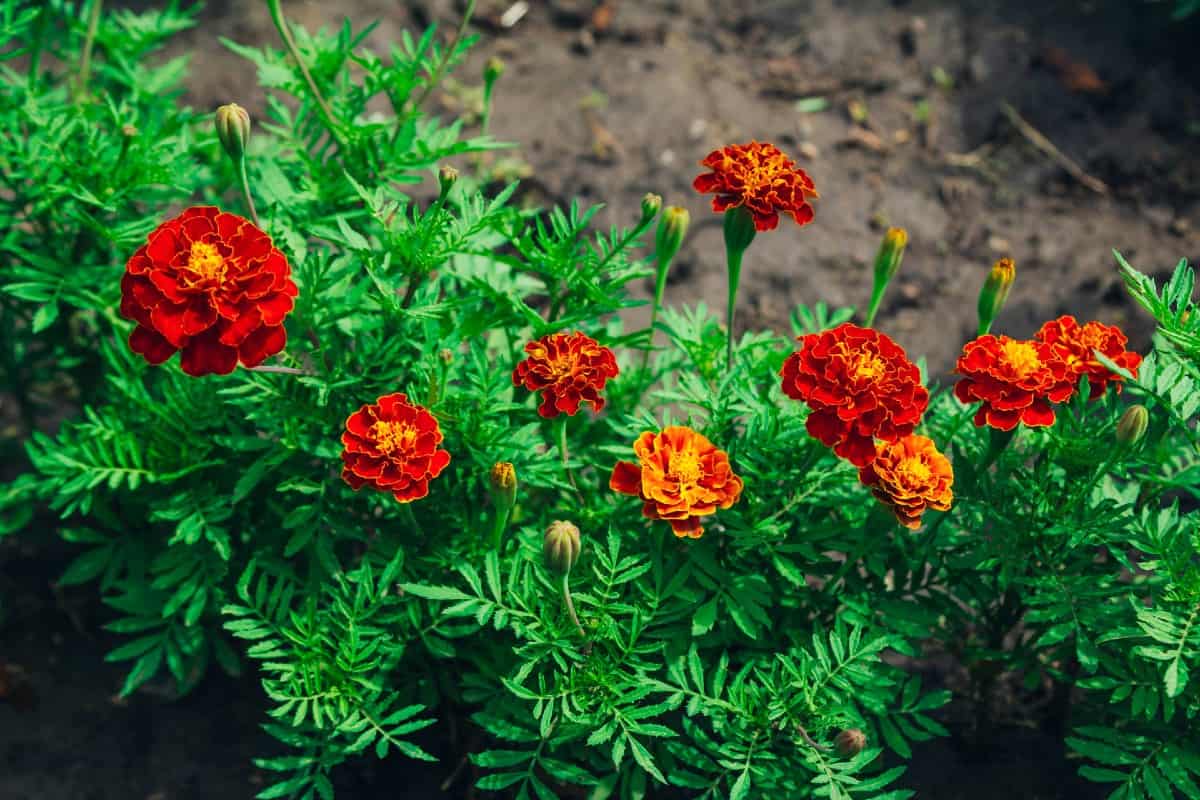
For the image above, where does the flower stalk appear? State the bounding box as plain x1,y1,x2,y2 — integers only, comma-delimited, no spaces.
722,206,757,371
864,227,907,328
643,204,688,372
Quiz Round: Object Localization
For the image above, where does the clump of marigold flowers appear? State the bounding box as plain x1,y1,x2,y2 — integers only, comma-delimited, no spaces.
1035,315,1141,398
780,323,928,467
120,206,298,376
512,331,618,418
341,393,451,503
610,426,743,538
858,435,954,529
954,334,1076,431
692,141,818,232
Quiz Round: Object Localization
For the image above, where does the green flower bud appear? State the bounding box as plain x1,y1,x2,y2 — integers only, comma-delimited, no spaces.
488,462,517,514
438,165,459,198
1116,404,1149,446
873,227,907,287
641,192,663,222
834,728,867,758
484,56,506,85
655,206,689,267
544,520,581,576
215,103,251,162
722,205,757,257
976,257,1015,336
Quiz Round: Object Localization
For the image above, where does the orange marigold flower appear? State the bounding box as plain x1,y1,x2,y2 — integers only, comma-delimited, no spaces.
858,435,953,529
512,331,619,418
341,393,451,503
953,335,1075,431
609,426,743,538
120,206,298,376
780,323,928,468
692,141,818,232
1035,315,1141,399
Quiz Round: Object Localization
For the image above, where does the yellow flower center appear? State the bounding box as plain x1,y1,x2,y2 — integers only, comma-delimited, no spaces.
187,241,226,283
1001,340,1041,379
371,420,418,454
850,351,886,382
895,456,932,486
669,449,703,485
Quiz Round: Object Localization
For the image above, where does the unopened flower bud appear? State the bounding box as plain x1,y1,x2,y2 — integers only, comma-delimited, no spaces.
488,462,517,513
215,103,251,162
438,165,459,198
544,520,581,575
655,206,689,267
873,227,907,286
438,348,454,365
484,56,506,85
976,257,1015,336
121,123,139,138
641,192,662,222
723,205,757,257
834,728,867,758
1116,404,1148,446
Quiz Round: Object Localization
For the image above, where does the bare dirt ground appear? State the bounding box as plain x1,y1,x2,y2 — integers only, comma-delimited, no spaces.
4,0,1200,797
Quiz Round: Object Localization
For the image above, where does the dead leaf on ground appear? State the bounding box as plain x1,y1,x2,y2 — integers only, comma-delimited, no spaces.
1041,46,1107,93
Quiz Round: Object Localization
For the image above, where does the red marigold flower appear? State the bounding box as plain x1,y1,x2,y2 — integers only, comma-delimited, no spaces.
512,331,619,418
609,426,743,538
858,435,954,529
341,393,451,503
953,335,1075,431
692,141,818,232
780,323,928,467
120,206,298,376
1035,315,1141,399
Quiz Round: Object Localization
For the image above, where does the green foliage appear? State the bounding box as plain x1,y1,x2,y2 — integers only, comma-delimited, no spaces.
1,2,1198,799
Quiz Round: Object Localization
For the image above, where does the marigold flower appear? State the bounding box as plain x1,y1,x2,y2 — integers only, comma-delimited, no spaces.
858,435,953,529
780,323,928,467
512,331,619,418
341,393,451,503
953,335,1075,431
692,141,818,232
119,206,298,376
1035,315,1141,399
609,426,743,538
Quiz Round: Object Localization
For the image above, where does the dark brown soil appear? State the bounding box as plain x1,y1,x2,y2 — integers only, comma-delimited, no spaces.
5,0,1199,796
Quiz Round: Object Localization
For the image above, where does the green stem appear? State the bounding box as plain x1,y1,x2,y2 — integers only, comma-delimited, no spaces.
236,156,260,228
74,0,103,101
490,505,509,551
640,254,671,373
558,415,579,494
864,284,885,328
561,573,585,639
725,247,744,372
410,0,477,114
266,0,346,151
400,502,420,533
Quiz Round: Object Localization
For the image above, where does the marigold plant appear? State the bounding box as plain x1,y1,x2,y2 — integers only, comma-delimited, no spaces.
512,330,619,418
692,140,818,231
609,425,743,537
953,333,1075,430
780,322,929,466
340,393,451,503
858,434,953,529
119,206,297,376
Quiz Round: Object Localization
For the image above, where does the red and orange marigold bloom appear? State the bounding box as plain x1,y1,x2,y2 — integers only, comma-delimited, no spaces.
692,141,818,232
512,331,619,418
954,335,1075,431
1035,315,1141,399
120,206,298,376
780,323,929,468
610,426,743,538
858,435,954,529
341,393,451,503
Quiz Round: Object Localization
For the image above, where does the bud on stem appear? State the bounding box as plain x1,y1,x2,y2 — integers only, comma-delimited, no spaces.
642,205,689,372
976,257,1015,337
834,728,867,758
722,206,758,372
215,103,259,227
864,227,907,328
1115,404,1148,447
488,462,518,549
